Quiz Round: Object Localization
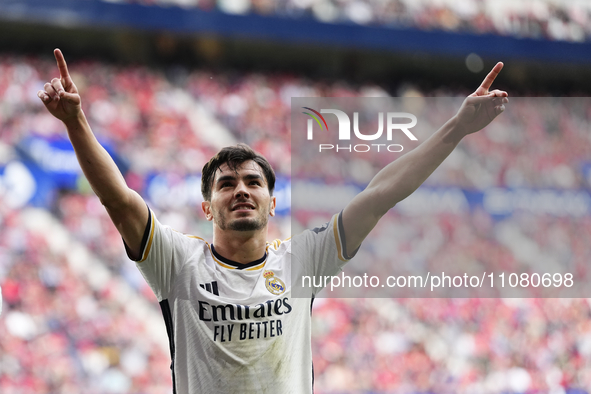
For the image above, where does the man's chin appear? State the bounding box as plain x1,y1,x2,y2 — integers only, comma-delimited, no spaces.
228,218,265,232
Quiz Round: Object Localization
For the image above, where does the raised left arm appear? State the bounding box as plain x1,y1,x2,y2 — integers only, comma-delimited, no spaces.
341,62,508,256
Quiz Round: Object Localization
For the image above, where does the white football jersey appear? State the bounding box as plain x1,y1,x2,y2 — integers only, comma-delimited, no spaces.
133,208,353,394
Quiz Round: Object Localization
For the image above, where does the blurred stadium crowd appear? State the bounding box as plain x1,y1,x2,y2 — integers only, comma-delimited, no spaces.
1,51,591,394
103,0,591,43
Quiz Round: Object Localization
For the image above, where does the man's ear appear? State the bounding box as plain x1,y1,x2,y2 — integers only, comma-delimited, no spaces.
269,196,276,217
202,201,214,221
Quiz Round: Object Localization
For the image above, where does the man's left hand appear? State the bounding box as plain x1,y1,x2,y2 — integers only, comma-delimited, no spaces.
455,62,509,135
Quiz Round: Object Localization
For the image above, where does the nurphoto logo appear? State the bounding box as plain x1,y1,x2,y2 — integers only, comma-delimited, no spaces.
302,107,418,153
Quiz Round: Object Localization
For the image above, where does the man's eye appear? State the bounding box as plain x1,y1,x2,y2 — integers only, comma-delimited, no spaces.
221,182,232,188
250,181,261,186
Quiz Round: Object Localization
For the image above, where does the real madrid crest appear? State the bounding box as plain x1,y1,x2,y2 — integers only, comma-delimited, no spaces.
264,270,286,295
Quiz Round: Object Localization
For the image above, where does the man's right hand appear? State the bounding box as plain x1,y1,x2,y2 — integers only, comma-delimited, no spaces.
37,48,81,122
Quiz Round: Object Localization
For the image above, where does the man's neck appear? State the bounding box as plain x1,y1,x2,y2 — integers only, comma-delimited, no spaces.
212,228,268,265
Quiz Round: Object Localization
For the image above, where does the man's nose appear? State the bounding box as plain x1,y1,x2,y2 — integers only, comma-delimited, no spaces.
234,182,250,198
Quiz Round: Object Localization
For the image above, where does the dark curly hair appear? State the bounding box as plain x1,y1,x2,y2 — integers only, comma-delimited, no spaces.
201,144,276,202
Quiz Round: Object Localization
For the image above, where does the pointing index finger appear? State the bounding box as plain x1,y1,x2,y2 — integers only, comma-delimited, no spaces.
54,48,70,80
478,62,503,92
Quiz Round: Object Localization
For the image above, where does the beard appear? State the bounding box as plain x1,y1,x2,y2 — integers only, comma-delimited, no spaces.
228,216,268,231
213,206,270,232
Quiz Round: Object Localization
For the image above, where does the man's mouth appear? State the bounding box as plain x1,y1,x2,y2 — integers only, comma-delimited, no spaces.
232,203,256,211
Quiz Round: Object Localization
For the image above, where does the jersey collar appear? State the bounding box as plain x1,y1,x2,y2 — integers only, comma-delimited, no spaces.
210,245,267,270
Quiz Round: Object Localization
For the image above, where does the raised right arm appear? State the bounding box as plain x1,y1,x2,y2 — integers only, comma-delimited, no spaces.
37,49,148,260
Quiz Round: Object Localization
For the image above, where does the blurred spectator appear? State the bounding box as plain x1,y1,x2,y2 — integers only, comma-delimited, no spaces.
108,0,591,43
0,204,171,394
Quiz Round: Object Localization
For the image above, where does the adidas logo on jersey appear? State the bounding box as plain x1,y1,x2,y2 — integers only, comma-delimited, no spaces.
199,281,219,296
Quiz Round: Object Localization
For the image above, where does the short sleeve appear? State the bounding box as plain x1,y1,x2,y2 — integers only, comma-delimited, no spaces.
132,208,188,301
291,211,358,296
